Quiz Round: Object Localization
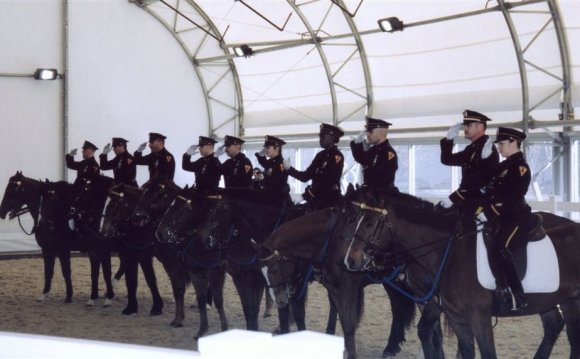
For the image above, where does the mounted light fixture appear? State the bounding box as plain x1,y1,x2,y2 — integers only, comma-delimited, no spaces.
378,17,404,33
33,68,60,80
233,44,254,58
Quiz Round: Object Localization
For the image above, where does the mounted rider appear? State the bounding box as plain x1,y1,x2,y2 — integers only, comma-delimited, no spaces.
255,135,290,198
134,132,176,182
439,110,499,220
221,135,253,189
351,116,398,192
99,137,138,187
285,123,344,212
182,136,222,194
478,127,532,311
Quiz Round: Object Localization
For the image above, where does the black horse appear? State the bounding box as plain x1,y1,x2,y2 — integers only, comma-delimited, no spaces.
0,172,75,302
258,189,418,359
155,186,228,339
70,175,117,306
343,189,580,358
198,188,302,332
100,181,164,315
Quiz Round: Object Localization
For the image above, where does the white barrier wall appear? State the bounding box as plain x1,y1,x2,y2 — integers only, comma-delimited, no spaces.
0,330,344,359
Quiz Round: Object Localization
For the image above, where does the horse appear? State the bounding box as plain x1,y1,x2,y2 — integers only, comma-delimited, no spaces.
198,188,301,332
155,186,228,339
342,189,580,359
100,181,164,315
0,172,75,302
70,175,117,307
257,188,418,359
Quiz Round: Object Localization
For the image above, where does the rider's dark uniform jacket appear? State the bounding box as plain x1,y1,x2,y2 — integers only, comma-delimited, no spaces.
480,151,531,223
182,153,222,192
222,152,253,189
134,147,176,180
440,135,499,205
255,153,289,194
350,139,397,190
99,151,138,187
288,146,344,207
66,155,100,187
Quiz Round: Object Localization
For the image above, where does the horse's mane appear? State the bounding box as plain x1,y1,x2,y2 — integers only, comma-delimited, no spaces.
385,191,456,231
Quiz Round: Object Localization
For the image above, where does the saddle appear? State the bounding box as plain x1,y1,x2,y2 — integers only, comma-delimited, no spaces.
483,213,546,280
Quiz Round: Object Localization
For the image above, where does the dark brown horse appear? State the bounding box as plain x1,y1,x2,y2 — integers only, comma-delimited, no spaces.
342,189,580,359
153,186,229,339
0,172,75,302
100,182,164,315
258,191,418,359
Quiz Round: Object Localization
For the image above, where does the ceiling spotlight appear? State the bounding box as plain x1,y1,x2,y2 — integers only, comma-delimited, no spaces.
33,68,59,80
378,17,404,33
233,44,254,58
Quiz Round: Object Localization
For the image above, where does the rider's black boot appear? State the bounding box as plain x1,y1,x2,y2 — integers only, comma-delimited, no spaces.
501,249,528,311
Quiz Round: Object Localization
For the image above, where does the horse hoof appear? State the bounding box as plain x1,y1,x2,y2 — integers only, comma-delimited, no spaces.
170,322,183,328
103,298,113,308
64,297,73,304
382,346,401,358
122,307,138,315
86,299,96,307
150,309,163,316
36,293,49,302
263,309,272,318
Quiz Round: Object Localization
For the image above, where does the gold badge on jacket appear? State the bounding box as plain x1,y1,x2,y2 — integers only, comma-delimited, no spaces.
280,164,285,172
519,166,528,176
244,165,251,173
335,155,343,164
127,158,133,165
166,156,172,163
387,152,395,161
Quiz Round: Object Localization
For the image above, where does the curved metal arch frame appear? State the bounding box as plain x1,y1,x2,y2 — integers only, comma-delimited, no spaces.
131,0,244,137
288,0,373,126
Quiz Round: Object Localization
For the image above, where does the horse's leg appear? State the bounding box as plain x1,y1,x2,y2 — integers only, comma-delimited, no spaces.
229,266,261,331
292,287,307,331
447,316,476,359
383,283,415,357
88,251,100,303
263,287,274,318
121,251,139,315
561,299,580,359
332,282,363,359
165,264,187,327
189,273,209,340
139,251,164,316
277,306,291,334
533,308,564,359
39,249,56,302
417,302,445,359
470,314,497,359
207,267,228,332
101,249,114,305
325,291,338,335
58,248,73,303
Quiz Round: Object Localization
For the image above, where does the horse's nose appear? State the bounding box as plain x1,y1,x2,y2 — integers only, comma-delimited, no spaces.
345,256,359,271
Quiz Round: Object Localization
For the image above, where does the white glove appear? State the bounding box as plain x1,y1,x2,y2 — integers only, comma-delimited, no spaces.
102,143,112,155
259,148,266,156
185,145,197,156
283,158,291,170
446,123,462,140
353,131,366,144
481,137,493,159
68,148,78,156
214,145,225,157
136,142,147,152
477,211,488,223
439,197,453,209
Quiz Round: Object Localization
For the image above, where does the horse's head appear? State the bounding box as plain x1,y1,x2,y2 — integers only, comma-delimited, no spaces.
69,175,114,222
101,184,142,238
201,192,237,250
343,188,452,273
258,246,297,308
156,186,207,244
131,179,180,227
39,180,74,230
0,171,32,219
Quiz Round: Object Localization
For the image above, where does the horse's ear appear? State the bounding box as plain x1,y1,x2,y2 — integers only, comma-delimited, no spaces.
184,184,189,190
45,178,49,183
346,183,355,196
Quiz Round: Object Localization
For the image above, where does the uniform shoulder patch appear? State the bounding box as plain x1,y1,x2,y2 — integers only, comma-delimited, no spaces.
335,155,343,164
127,158,133,165
279,164,285,172
519,166,528,176
166,156,172,163
387,151,396,161
244,165,252,173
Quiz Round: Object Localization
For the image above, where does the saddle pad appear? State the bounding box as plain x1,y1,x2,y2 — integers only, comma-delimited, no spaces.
476,231,559,293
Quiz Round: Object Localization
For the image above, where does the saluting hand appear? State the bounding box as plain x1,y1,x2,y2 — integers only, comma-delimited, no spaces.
185,145,197,156
283,158,292,170
353,130,366,144
446,123,462,140
481,137,493,159
68,148,78,156
136,142,148,153
102,143,112,155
